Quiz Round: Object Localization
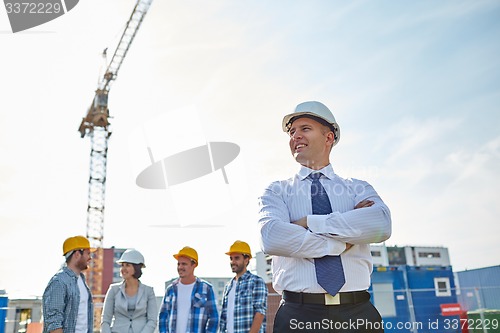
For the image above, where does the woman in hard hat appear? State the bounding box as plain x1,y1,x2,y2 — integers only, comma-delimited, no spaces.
101,249,157,333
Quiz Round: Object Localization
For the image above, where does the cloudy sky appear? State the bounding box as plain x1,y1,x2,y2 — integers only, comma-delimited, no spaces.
1,0,499,298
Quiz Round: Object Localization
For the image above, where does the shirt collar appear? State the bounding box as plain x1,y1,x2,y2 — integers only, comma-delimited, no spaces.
235,270,251,281
62,266,79,279
297,164,335,181
173,276,200,286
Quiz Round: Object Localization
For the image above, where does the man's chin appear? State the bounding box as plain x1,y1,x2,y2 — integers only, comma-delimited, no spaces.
294,155,308,166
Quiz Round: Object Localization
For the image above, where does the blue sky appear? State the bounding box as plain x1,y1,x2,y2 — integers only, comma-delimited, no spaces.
1,0,499,298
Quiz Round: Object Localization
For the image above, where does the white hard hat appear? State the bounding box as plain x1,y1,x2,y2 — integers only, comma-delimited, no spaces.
282,101,340,146
117,249,146,267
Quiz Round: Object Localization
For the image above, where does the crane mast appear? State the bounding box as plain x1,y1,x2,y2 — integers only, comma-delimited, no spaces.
78,0,152,329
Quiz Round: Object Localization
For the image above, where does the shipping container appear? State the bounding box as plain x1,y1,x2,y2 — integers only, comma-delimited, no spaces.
456,266,500,311
0,294,8,333
370,265,461,333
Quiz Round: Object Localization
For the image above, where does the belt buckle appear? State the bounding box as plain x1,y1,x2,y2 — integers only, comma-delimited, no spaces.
324,293,340,305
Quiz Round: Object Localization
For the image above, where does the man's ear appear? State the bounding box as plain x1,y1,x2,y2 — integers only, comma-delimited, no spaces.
325,130,335,146
68,251,78,263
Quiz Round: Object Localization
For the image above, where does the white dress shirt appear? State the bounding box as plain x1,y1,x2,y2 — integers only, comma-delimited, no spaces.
258,164,391,294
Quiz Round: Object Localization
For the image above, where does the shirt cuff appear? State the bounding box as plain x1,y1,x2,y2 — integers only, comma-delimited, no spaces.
326,237,347,256
307,214,336,234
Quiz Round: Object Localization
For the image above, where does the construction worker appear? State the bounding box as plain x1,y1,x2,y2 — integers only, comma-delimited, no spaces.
101,249,157,333
42,235,95,333
219,241,267,333
158,246,219,333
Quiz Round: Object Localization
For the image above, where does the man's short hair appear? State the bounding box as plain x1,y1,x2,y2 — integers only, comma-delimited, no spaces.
289,115,336,137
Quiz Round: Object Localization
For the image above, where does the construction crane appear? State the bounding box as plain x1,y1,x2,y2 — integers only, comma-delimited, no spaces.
78,0,152,329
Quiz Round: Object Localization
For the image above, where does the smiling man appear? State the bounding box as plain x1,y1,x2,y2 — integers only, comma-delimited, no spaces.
219,241,267,333
158,246,219,333
258,101,392,332
42,236,95,333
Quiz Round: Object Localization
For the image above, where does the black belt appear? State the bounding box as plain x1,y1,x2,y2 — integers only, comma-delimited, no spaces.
282,290,370,306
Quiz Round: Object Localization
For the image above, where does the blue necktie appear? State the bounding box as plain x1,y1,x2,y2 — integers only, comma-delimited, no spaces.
309,172,345,296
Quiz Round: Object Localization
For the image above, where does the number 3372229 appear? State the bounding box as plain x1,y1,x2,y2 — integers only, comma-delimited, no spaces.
5,2,62,14
444,318,499,330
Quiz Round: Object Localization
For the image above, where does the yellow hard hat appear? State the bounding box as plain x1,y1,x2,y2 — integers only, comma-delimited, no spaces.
173,246,198,263
62,236,93,256
225,240,252,258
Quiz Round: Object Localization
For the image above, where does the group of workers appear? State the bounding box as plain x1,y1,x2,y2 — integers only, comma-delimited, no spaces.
42,236,267,333
42,101,392,332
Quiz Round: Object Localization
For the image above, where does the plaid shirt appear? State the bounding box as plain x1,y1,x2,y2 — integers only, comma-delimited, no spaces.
159,277,219,333
42,266,93,333
219,271,267,333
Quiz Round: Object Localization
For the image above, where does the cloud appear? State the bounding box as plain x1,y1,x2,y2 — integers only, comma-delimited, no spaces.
447,135,500,185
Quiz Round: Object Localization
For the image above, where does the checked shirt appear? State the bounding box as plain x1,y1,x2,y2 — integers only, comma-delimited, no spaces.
219,271,267,333
159,277,219,333
42,266,93,333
